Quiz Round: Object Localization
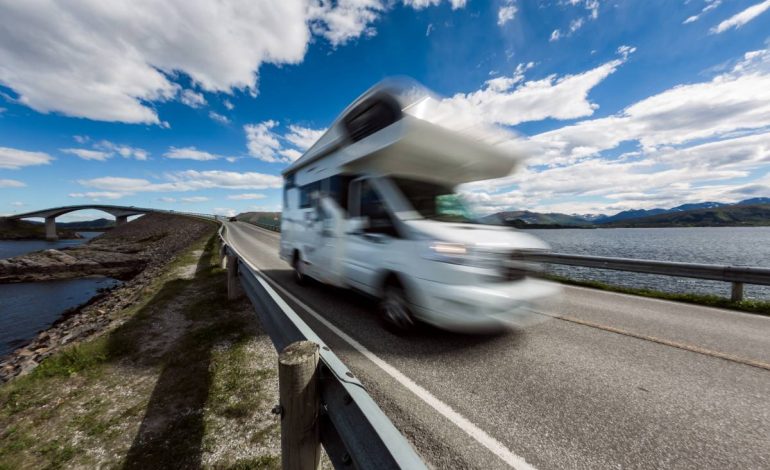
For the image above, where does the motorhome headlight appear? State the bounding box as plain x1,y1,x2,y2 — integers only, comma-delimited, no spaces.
422,242,503,271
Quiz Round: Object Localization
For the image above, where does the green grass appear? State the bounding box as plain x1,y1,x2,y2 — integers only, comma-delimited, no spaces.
545,274,770,316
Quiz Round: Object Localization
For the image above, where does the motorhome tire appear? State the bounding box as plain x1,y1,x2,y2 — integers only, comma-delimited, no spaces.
293,253,308,285
381,284,416,333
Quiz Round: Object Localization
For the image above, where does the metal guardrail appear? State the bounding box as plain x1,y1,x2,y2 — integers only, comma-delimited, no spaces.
217,224,426,469
522,252,770,301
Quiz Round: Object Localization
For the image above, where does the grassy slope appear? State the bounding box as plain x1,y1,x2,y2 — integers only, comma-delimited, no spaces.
0,229,282,469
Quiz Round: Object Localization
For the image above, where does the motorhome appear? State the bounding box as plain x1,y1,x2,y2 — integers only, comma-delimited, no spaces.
280,79,559,332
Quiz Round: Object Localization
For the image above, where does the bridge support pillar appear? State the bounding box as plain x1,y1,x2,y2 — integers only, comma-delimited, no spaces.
115,215,128,226
227,254,244,300
45,216,57,241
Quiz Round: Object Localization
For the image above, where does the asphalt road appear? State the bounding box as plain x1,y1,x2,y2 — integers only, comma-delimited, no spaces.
224,221,770,469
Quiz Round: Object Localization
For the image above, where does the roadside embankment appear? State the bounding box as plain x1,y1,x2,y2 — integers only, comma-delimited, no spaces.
0,213,215,381
0,233,285,468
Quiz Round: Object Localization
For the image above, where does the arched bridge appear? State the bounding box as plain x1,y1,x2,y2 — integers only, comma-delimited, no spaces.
8,204,161,240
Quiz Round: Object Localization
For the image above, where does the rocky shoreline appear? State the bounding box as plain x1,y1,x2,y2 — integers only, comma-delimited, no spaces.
0,213,216,382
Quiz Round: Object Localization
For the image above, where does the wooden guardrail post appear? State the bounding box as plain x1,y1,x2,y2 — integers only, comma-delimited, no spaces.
278,341,321,470
731,282,744,302
226,254,244,300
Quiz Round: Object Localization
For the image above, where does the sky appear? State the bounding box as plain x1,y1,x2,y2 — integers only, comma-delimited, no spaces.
1,0,769,220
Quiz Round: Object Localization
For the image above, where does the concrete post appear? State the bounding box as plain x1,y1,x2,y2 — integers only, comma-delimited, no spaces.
731,282,744,302
226,254,244,300
116,215,128,226
45,216,58,241
278,341,321,470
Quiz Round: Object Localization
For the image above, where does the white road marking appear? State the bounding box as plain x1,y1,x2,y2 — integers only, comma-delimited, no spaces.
226,225,536,469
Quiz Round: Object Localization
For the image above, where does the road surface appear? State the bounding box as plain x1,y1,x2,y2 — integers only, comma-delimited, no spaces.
224,221,770,469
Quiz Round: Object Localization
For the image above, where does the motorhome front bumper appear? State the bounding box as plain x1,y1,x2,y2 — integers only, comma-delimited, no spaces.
408,277,561,333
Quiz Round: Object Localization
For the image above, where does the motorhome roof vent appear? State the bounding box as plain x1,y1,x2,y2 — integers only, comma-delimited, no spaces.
342,93,402,143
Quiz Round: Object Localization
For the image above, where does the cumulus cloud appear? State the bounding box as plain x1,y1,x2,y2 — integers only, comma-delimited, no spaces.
180,196,209,203
61,148,112,161
244,120,283,162
0,179,26,188
285,125,326,150
78,170,282,196
529,47,770,165
164,147,222,161
227,193,267,200
498,2,517,26
68,191,125,200
711,0,770,33
464,47,770,214
209,111,230,124
0,1,310,124
0,147,53,169
442,48,632,127
95,141,149,161
180,89,207,108
223,99,235,110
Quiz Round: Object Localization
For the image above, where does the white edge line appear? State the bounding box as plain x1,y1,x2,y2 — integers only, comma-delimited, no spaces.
227,239,537,469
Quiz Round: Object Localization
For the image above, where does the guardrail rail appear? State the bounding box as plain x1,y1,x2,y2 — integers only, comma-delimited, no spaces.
218,224,426,470
521,252,770,302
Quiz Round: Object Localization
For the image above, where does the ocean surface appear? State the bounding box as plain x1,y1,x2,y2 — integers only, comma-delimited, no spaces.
0,231,117,357
0,231,103,259
528,226,770,300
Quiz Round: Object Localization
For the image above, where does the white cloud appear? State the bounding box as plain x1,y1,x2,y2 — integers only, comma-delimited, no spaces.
403,0,466,9
78,170,282,195
0,1,311,124
73,135,90,144
244,120,283,162
213,207,238,217
683,0,721,24
0,179,25,188
465,47,770,214
68,191,125,200
164,146,222,161
180,196,209,203
442,48,631,127
550,29,561,41
223,99,234,110
11,201,25,207
180,89,206,108
529,47,770,165
279,148,303,162
95,141,149,160
285,124,326,150
158,197,177,203
711,0,770,33
310,0,466,46
61,148,112,161
209,111,230,124
0,147,53,169
227,193,267,200
498,3,517,26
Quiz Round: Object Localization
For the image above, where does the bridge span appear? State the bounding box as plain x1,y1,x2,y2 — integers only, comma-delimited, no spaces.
7,204,162,240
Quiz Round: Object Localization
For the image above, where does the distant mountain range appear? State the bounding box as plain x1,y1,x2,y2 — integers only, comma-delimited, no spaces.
483,198,770,228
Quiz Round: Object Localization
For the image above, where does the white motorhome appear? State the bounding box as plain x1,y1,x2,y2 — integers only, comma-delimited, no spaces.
280,79,559,333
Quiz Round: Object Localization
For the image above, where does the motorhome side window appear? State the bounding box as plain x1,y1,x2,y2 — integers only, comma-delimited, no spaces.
359,181,397,236
299,181,321,209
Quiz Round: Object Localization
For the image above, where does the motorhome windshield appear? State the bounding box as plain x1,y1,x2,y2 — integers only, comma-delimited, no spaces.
391,177,477,223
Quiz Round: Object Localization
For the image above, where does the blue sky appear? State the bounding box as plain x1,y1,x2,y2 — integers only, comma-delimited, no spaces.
1,0,769,220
